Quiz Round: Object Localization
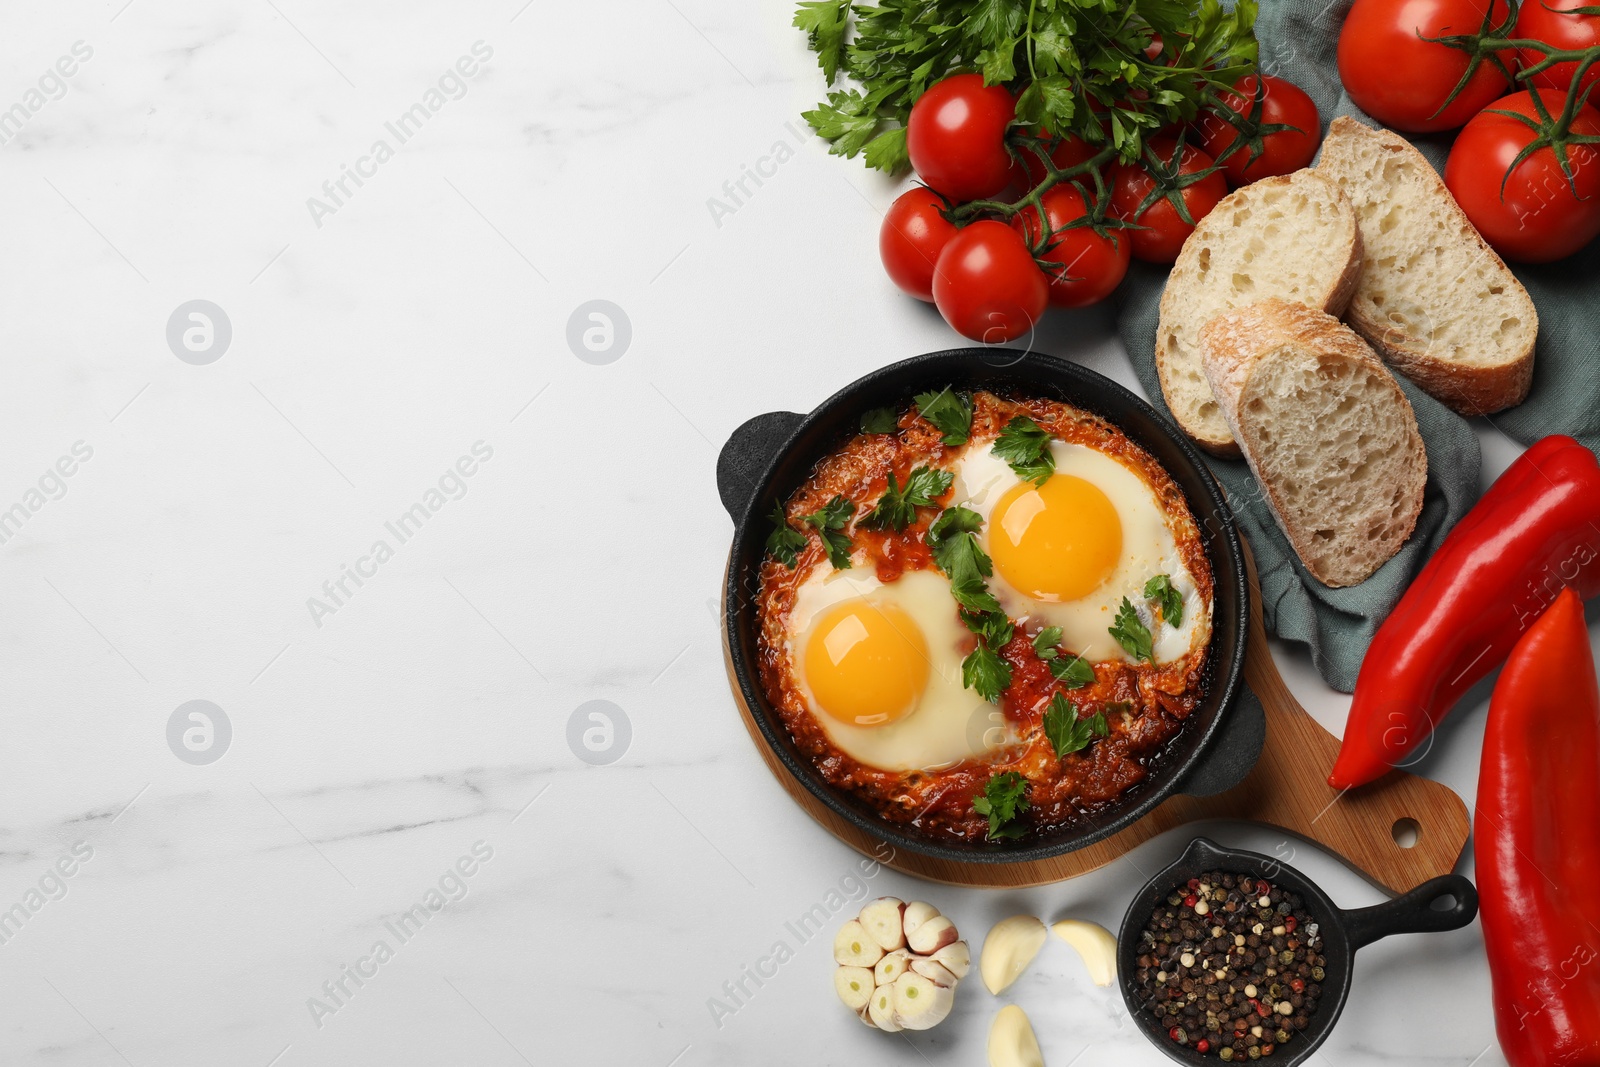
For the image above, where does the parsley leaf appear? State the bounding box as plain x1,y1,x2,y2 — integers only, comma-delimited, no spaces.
927,504,985,546
1042,693,1109,758
991,416,1056,486
860,406,899,434
801,90,883,159
1145,574,1185,628
803,496,855,570
1109,598,1155,663
862,126,910,173
929,506,1014,702
927,507,991,582
1051,655,1096,688
1032,626,1095,688
963,641,1012,704
1032,625,1064,654
928,508,1000,614
863,466,953,532
792,0,850,85
972,771,1030,840
766,504,807,568
962,607,1014,650
915,388,973,447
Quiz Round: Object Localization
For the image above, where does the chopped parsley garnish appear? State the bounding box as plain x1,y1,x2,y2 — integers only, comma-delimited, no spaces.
1042,693,1109,759
928,508,999,613
1032,626,1095,688
1109,597,1155,663
928,506,1013,703
860,406,899,434
991,416,1056,486
766,504,807,568
1145,574,1184,628
802,496,855,570
914,387,973,447
973,771,1030,841
962,607,1014,650
963,643,1012,704
862,465,953,532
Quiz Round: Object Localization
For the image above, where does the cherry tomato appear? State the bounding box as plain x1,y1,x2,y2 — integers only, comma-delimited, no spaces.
1444,89,1600,262
1198,75,1322,186
879,187,958,302
907,74,1016,201
1110,139,1228,263
1010,185,1130,308
931,220,1049,342
1515,0,1600,96
1008,132,1098,193
1338,0,1514,133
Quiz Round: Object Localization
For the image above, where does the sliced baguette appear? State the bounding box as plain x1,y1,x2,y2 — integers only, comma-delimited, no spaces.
1156,170,1363,456
1316,116,1536,415
1200,298,1426,588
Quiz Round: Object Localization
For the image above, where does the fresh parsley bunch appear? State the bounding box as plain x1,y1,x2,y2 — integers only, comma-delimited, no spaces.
794,0,1260,173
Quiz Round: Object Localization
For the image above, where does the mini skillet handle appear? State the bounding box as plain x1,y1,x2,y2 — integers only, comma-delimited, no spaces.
1342,875,1478,952
1174,687,1266,797
718,411,805,522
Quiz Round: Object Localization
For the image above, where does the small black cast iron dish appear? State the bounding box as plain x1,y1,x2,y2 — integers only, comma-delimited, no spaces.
715,348,1263,864
1118,836,1478,1066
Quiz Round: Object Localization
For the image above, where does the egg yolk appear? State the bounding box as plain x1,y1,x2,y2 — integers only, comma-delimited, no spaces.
990,474,1122,601
803,600,930,727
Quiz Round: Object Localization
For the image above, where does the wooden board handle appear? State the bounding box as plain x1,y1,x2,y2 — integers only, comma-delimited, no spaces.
1173,541,1473,893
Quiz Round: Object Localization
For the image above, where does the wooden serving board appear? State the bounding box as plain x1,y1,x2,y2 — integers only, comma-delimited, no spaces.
723,540,1471,894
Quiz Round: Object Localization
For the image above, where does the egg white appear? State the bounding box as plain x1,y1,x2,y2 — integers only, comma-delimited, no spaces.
949,439,1210,665
786,567,1013,772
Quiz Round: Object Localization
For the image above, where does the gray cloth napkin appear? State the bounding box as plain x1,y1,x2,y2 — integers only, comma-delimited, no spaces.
1111,0,1600,693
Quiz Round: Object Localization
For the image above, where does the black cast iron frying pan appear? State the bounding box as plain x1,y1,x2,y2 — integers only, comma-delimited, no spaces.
1118,837,1478,1065
716,349,1260,864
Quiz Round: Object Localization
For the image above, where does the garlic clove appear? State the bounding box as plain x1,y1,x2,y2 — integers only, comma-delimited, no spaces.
859,897,908,951
868,985,902,1031
835,965,875,1011
834,919,886,968
902,900,941,939
980,915,1048,995
892,971,956,1031
930,940,972,979
874,949,912,987
1050,919,1118,987
909,957,958,987
987,1004,1045,1067
906,914,959,955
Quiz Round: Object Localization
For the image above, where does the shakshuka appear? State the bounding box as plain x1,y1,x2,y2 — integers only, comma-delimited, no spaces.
754,389,1214,843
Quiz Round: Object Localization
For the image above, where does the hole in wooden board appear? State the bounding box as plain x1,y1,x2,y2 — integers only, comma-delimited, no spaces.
1392,817,1421,849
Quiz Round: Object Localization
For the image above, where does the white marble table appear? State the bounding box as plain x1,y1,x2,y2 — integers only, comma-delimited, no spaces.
0,1,1535,1064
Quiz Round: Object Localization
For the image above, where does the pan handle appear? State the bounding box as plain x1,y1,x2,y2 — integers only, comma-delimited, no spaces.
718,411,805,523
1174,687,1266,798
1342,875,1479,952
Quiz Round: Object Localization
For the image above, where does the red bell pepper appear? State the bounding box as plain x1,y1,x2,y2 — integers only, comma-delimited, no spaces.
1330,435,1600,789
1477,588,1600,1066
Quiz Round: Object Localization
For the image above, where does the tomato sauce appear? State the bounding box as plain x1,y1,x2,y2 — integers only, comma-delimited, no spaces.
755,392,1212,844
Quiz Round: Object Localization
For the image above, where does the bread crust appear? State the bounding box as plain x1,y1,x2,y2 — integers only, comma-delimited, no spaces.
1319,117,1536,416
1156,171,1363,457
1200,298,1426,587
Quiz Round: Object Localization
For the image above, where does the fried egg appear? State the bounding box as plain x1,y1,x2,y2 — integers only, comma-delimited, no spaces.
950,439,1209,665
787,567,1011,772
